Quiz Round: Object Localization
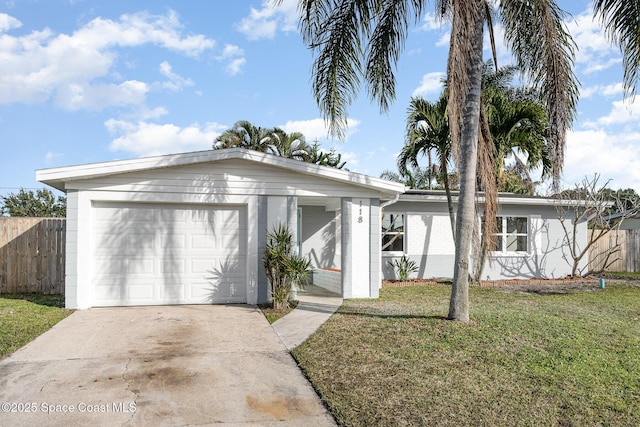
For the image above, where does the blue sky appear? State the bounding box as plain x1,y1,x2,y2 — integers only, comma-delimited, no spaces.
1,0,639,197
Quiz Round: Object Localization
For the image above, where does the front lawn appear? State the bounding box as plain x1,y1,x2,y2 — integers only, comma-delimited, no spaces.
0,294,72,358
293,283,640,426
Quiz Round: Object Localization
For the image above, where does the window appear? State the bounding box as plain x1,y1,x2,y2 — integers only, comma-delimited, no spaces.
382,212,404,252
492,216,528,253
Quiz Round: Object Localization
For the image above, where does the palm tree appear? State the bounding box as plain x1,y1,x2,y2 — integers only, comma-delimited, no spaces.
308,141,347,169
267,128,312,161
213,120,271,152
593,1,640,97
481,63,550,194
399,94,456,238
285,0,580,322
380,166,432,189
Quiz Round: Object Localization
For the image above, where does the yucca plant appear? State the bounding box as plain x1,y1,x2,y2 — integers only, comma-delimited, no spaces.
263,224,312,309
388,255,419,282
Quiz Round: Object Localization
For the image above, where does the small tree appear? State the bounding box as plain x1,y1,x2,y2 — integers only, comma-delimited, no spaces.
1,188,66,217
263,224,312,309
556,175,639,276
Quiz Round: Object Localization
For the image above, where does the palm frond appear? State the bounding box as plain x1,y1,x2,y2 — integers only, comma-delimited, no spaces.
499,0,579,191
593,0,640,97
366,0,424,112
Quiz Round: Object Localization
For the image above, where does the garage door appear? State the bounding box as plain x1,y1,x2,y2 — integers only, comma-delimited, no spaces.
91,202,247,307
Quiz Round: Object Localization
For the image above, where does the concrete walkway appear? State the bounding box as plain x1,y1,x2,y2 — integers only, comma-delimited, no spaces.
0,304,336,426
272,285,343,350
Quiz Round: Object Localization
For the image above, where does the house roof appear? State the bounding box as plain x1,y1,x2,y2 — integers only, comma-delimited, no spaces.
400,189,585,207
36,148,406,198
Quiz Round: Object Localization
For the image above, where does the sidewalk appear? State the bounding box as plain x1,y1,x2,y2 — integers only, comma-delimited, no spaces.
272,285,343,350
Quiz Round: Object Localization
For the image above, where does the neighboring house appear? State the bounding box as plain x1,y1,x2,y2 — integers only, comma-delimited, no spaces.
37,149,586,309
603,209,640,230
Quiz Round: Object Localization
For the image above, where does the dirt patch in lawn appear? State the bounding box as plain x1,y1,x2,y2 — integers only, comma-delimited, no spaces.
383,277,639,295
479,278,603,295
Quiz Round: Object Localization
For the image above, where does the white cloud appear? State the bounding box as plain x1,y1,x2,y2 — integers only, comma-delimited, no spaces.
415,12,450,48
44,151,62,164
105,119,227,157
0,11,214,108
337,151,359,167
0,12,21,32
226,58,246,76
412,72,445,97
580,82,624,99
583,57,622,75
565,8,620,74
563,129,640,191
158,61,194,91
417,12,442,32
585,99,640,127
236,0,298,41
279,117,361,141
483,23,513,66
435,32,449,48
136,106,168,120
74,11,214,56
217,44,246,76
56,80,148,110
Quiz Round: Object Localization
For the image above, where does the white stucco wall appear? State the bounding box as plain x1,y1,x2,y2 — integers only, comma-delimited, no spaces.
382,198,587,281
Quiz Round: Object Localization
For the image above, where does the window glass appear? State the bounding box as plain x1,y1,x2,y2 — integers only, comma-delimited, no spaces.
382,212,404,252
492,216,528,253
507,217,527,234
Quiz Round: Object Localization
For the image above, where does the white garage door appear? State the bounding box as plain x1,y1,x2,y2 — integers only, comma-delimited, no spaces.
91,202,247,307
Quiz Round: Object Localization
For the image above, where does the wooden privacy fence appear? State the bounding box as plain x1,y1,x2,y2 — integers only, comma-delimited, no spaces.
588,229,640,273
0,217,65,294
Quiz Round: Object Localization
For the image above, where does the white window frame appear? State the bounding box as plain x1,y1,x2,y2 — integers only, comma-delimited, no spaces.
381,212,405,255
491,215,529,256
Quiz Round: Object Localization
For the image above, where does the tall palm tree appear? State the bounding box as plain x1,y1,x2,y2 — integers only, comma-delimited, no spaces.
481,63,550,193
284,0,580,322
399,94,456,238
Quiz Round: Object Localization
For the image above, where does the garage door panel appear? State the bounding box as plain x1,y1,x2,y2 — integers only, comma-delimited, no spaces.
122,207,156,222
125,283,155,301
92,203,247,307
156,284,186,301
159,259,187,274
161,234,186,249
127,258,156,275
192,256,245,275
161,209,188,222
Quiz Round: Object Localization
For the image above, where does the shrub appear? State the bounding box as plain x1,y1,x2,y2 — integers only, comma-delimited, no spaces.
263,224,312,309
388,255,419,282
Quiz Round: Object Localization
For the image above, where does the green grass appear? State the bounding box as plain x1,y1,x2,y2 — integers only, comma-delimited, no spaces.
0,294,73,358
259,300,298,324
292,283,640,426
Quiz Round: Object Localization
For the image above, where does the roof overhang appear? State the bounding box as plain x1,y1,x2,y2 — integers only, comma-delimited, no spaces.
398,189,589,207
36,148,406,199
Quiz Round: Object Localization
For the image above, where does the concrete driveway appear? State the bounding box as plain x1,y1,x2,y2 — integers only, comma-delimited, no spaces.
0,305,335,426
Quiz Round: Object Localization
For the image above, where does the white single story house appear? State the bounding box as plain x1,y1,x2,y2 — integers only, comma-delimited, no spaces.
380,191,588,282
37,148,586,309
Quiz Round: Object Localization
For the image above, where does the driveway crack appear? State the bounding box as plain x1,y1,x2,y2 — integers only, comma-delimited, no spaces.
121,357,137,426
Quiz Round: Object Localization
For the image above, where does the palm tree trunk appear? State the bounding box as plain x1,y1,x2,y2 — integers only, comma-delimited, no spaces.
448,13,484,323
